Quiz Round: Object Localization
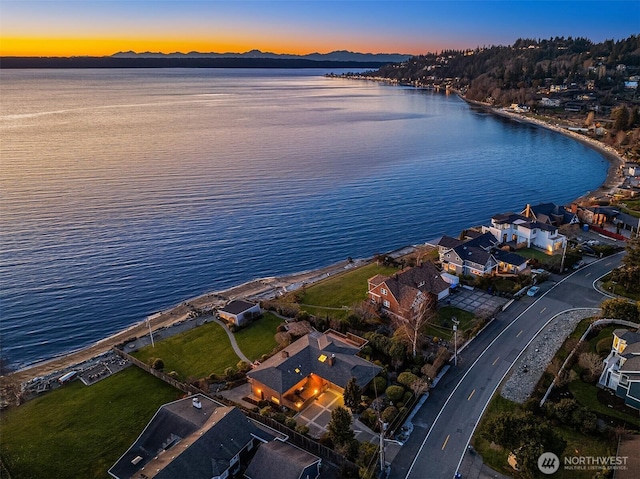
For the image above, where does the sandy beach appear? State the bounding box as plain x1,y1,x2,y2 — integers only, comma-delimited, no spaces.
3,101,628,387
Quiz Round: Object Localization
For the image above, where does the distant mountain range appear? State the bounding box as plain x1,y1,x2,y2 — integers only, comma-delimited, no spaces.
111,49,413,63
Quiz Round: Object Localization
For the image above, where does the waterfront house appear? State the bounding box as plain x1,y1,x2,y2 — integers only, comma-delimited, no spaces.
437,232,502,276
367,261,450,320
598,329,640,410
246,330,380,411
244,439,321,479
520,203,579,227
492,249,529,274
109,395,274,479
219,300,262,327
484,212,567,254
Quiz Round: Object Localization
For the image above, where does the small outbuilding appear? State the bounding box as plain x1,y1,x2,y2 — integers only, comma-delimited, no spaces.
219,300,262,327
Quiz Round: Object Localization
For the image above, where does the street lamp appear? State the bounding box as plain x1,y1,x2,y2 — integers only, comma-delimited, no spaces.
452,317,460,367
146,317,155,348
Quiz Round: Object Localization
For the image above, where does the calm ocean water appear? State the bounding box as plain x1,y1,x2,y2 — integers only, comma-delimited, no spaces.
0,69,608,369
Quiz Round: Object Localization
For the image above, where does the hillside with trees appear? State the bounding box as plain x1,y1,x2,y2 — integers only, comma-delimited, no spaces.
362,35,640,161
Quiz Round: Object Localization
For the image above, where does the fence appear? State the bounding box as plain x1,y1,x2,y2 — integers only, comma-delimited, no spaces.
113,347,358,473
112,347,202,396
539,318,640,406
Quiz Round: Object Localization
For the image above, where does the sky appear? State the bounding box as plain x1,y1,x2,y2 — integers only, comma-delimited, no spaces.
1,0,638,57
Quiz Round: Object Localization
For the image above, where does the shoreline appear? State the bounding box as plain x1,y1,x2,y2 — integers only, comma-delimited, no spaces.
461,96,626,203
4,95,628,386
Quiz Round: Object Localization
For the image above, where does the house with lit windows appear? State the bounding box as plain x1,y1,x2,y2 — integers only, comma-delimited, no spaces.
599,329,640,410
246,330,380,412
483,212,567,254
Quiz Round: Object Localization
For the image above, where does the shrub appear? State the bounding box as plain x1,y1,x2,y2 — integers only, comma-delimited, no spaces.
151,358,164,370
359,408,378,430
260,406,272,417
601,298,640,322
167,371,179,379
372,376,387,395
236,360,251,373
285,418,298,429
397,372,419,388
272,412,287,424
385,385,405,403
381,405,399,424
224,367,235,379
295,424,310,435
402,391,413,405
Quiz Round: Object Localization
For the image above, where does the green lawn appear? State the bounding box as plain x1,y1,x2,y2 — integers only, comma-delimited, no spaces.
132,320,240,380
517,247,554,262
0,367,181,479
234,312,283,361
297,262,399,318
568,380,640,429
426,306,476,341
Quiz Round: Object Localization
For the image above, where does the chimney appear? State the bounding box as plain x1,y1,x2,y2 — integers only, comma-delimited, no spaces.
328,354,335,367
524,204,532,218
570,203,578,214
281,351,289,359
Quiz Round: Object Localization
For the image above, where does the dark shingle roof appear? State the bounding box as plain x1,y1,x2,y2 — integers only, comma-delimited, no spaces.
434,235,464,249
247,331,381,394
109,396,268,479
244,440,320,479
383,262,450,298
452,244,492,266
220,300,258,315
492,249,528,267
464,232,498,250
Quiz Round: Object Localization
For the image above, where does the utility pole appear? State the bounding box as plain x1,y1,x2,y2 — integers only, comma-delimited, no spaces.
379,420,387,473
560,239,567,273
452,317,459,366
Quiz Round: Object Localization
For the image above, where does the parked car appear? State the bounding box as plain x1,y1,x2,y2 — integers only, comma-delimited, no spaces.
572,260,586,270
527,286,540,297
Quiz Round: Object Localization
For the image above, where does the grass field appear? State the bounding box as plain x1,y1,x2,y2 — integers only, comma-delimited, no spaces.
234,312,283,361
0,367,182,479
132,320,240,380
426,306,476,341
297,262,399,319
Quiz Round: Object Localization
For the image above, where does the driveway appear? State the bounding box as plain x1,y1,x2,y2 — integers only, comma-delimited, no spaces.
295,388,344,438
447,288,508,317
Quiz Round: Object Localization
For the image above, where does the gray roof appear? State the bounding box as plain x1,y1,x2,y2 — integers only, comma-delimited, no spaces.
492,249,528,267
452,244,492,267
615,329,640,354
433,235,463,249
244,440,320,479
381,262,450,299
109,396,270,479
220,300,258,315
247,331,381,394
464,232,498,250
524,202,577,225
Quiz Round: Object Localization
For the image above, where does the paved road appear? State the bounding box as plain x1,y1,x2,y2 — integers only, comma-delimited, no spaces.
389,252,624,479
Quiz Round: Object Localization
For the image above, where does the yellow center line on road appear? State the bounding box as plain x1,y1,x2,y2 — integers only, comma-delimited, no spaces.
468,389,476,401
492,357,500,366
442,434,450,450
540,307,546,314
516,330,523,338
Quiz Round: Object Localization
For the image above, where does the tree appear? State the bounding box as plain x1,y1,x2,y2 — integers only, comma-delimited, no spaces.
612,105,630,131
612,236,640,292
601,298,640,322
409,377,430,397
327,406,355,447
393,293,437,358
385,385,405,403
343,377,361,412
578,352,604,382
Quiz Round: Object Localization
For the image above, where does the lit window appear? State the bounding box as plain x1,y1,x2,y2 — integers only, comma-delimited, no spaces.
294,367,301,374
381,288,387,295
318,354,327,363
383,300,390,308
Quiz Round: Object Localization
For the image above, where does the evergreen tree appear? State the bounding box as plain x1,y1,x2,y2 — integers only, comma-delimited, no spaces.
327,406,355,447
343,377,361,412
